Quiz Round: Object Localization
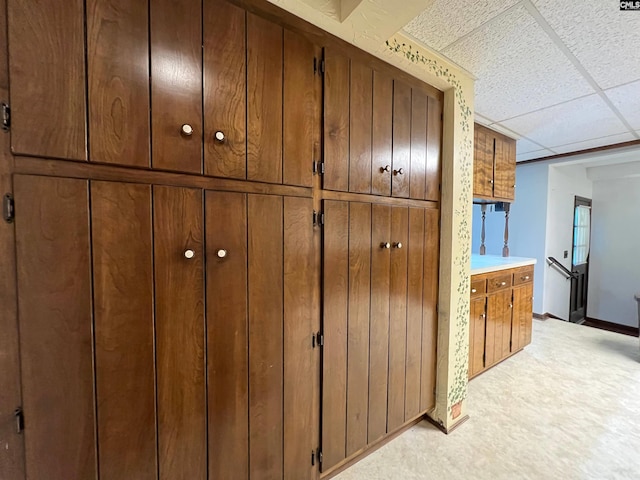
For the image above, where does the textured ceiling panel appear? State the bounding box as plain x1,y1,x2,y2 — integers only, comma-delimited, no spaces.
533,0,640,89
442,5,594,122
605,81,640,130
403,0,519,51
515,137,547,155
550,132,637,155
501,94,630,148
516,149,554,162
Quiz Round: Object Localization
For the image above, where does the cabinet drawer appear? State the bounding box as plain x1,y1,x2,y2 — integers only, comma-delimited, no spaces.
470,278,486,296
513,266,534,286
487,273,512,292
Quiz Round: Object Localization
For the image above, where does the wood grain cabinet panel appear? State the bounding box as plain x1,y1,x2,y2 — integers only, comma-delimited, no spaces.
14,175,95,480
473,123,516,201
92,181,156,480
425,96,443,201
154,186,206,480
409,92,427,200
247,15,284,184
151,0,203,173
468,296,487,378
324,50,350,193
87,0,150,167
513,283,534,351
204,0,246,179
349,62,373,194
391,81,411,198
8,0,87,160
371,72,393,197
205,191,249,480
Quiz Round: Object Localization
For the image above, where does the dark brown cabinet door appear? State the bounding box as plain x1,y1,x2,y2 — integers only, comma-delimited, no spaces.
391,82,411,198
420,208,439,412
346,202,372,456
387,206,408,431
151,0,203,173
8,0,87,160
409,92,427,200
486,289,512,368
368,203,391,443
469,297,487,378
473,125,494,198
425,97,443,202
87,0,150,167
321,200,349,470
92,181,157,480
154,186,206,480
204,0,246,179
513,283,534,351
324,50,350,193
14,175,96,480
349,62,373,194
494,135,516,200
371,72,393,196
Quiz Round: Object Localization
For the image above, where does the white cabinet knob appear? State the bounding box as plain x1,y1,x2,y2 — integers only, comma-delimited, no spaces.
471,288,477,294
181,124,193,136
184,249,195,259
381,242,391,249
217,249,227,258
214,131,225,143
393,242,403,249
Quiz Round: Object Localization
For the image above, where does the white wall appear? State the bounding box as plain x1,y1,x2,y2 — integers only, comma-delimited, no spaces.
588,177,640,327
472,162,549,314
542,165,593,320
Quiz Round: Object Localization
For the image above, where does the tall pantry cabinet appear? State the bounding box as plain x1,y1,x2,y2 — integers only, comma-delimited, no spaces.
2,0,443,478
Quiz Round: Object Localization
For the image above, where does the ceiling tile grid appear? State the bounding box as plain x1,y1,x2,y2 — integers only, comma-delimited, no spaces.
403,0,520,51
515,137,548,155
516,148,555,162
440,4,594,122
532,0,640,90
548,132,638,156
604,80,640,131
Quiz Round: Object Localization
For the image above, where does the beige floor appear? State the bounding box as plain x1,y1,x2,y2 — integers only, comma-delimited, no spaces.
335,319,640,480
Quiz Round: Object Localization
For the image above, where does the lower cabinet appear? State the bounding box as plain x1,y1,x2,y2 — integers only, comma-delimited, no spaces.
468,265,534,379
13,174,319,480
321,200,439,473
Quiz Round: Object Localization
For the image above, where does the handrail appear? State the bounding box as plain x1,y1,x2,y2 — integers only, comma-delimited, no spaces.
547,256,578,279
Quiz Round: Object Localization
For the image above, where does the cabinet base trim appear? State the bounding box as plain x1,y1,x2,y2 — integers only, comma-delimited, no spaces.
424,413,470,434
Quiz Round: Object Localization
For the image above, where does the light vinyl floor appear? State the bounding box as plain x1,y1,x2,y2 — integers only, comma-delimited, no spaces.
335,319,640,480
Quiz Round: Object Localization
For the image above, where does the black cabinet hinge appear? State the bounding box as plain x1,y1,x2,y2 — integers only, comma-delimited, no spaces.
14,407,24,434
313,210,324,227
313,331,324,348
3,193,14,223
312,161,325,176
1,103,10,131
320,59,325,74
318,450,323,464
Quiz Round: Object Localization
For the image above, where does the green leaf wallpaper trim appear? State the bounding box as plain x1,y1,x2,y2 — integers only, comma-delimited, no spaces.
386,39,472,411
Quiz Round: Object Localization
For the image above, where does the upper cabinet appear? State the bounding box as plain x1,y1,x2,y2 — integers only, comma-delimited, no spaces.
473,123,516,202
324,49,443,201
7,0,320,186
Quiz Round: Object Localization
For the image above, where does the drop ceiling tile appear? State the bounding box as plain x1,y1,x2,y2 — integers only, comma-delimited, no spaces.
501,94,629,149
605,81,640,130
516,149,554,162
403,0,519,51
550,132,637,155
515,137,547,155
533,1,640,89
441,5,594,122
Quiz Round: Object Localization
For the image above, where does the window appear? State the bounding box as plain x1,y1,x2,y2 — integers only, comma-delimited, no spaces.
572,205,590,266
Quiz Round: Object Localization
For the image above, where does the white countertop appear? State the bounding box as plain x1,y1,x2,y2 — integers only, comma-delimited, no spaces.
471,254,537,275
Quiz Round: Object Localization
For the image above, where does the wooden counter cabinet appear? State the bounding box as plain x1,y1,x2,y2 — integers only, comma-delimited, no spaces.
468,265,534,379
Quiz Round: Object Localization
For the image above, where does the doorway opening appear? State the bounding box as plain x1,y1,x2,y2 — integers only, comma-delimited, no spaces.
569,196,591,323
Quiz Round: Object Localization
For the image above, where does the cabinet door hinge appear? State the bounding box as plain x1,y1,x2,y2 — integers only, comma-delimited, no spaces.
3,193,14,223
312,161,325,176
311,450,315,466
14,407,24,434
482,352,486,366
314,331,324,347
1,103,10,131
318,449,323,464
313,210,324,227
320,59,325,74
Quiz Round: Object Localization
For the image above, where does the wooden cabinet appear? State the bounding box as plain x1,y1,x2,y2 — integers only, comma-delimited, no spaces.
321,200,439,472
324,50,442,200
13,174,319,480
468,265,534,379
473,123,516,202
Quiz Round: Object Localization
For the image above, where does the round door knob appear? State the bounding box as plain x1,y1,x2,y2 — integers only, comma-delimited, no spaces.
500,281,506,286
393,242,403,249
214,131,225,143
471,288,477,293
522,275,530,281
394,168,404,175
381,165,391,173
181,124,193,136
489,180,494,184
217,249,227,258
184,249,195,259
381,242,391,249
